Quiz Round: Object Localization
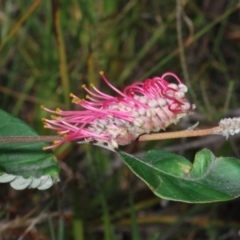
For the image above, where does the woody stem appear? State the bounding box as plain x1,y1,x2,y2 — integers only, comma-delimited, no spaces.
138,126,222,141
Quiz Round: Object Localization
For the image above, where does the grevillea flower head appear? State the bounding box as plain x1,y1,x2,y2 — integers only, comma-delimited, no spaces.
42,72,195,150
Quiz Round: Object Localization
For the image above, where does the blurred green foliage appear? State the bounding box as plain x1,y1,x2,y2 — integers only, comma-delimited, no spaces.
1,0,240,239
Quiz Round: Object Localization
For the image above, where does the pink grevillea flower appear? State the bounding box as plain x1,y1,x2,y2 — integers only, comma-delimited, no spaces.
42,72,195,150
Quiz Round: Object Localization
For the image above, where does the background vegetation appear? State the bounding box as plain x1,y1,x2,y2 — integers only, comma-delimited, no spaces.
0,0,240,239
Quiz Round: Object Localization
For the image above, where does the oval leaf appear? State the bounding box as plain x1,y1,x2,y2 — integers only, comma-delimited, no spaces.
0,109,59,190
118,149,240,203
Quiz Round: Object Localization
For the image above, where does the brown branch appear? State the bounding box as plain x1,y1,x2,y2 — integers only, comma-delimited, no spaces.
138,126,222,141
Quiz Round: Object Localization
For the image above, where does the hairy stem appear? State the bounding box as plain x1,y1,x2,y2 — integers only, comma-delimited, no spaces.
0,136,64,143
0,126,222,143
138,126,222,141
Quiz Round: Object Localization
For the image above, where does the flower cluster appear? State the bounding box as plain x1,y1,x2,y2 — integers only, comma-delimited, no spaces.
218,117,240,138
42,72,195,149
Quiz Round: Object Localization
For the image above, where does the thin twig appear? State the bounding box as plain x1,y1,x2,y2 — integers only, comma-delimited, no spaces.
0,136,63,143
51,0,70,107
0,0,41,51
0,126,222,143
138,127,221,141
176,0,190,86
176,0,206,114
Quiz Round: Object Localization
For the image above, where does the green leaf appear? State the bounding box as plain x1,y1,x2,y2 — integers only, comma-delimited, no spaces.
118,149,240,203
0,109,59,190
